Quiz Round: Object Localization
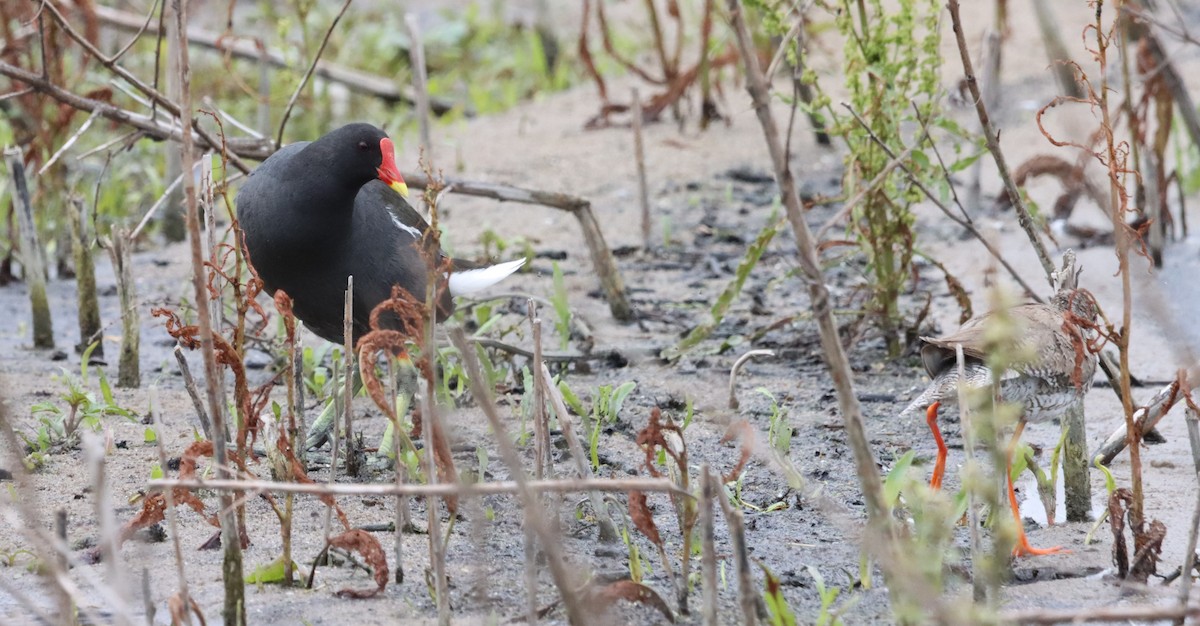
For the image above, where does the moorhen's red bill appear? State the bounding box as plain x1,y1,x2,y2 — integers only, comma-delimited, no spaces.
237,123,524,344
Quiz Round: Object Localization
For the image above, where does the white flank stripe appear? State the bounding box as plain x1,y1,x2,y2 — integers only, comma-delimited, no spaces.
389,210,423,238
448,258,526,296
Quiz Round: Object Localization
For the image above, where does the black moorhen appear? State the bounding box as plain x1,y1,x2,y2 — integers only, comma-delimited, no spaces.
237,123,524,343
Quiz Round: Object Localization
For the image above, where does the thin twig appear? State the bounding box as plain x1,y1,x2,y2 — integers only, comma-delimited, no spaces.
946,0,1055,284
632,87,651,251
728,349,775,410
37,108,100,175
700,465,718,626
39,0,251,174
149,386,192,626
174,0,245,620
275,0,354,148
84,435,135,626
405,13,433,162
173,344,213,440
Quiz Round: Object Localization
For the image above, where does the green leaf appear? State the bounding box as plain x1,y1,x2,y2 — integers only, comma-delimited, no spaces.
884,450,917,508
557,380,585,416
759,562,797,626
144,427,157,444
608,381,637,421
150,464,164,480
1009,442,1034,482
1093,455,1117,494
246,556,305,585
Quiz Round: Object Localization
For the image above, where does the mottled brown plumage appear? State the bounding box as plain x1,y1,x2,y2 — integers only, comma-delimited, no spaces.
901,254,1099,557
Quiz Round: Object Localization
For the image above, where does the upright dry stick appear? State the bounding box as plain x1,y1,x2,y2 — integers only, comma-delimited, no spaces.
632,87,651,251
528,301,549,480
405,13,433,164
172,0,245,621
173,345,213,440
450,328,590,625
84,436,134,626
149,386,192,626
106,227,139,388
68,197,102,357
4,147,54,348
700,465,718,626
725,0,899,597
1178,402,1200,626
712,473,755,626
1093,0,1144,534
954,345,995,606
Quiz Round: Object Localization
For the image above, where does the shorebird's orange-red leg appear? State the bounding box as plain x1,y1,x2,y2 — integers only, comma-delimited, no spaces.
1006,420,1065,557
926,402,947,490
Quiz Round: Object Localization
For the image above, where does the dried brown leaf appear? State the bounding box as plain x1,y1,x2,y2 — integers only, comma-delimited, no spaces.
628,490,663,548
588,579,675,623
328,529,388,598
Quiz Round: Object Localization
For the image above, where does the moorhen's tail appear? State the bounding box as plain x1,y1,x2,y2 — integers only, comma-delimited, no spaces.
448,258,526,296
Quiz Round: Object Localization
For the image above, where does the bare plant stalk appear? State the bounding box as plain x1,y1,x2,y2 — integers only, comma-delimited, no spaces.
1030,0,1083,99
106,227,139,388
632,87,651,251
405,13,433,163
528,302,549,479
173,345,213,440
713,473,755,626
282,305,298,586
84,436,134,625
541,362,619,541
173,0,244,621
700,465,718,626
149,386,192,626
728,349,774,409
1180,393,1200,625
4,147,53,348
954,345,996,605
947,0,1055,283
725,0,898,593
1095,0,1143,531
68,197,102,357
450,328,589,624
322,277,352,548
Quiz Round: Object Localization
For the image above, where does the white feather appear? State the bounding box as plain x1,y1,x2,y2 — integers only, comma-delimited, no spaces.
448,258,526,296
389,210,423,238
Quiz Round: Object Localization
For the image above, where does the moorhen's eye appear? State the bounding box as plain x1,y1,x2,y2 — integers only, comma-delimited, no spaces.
357,140,369,151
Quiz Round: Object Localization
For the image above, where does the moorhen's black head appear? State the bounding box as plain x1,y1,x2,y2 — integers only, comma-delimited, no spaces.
309,123,409,197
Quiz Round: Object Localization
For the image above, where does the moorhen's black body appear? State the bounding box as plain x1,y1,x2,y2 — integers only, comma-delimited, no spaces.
237,123,523,343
